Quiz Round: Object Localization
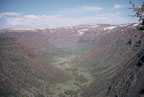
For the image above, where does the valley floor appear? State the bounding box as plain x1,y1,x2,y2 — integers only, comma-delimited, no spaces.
42,55,93,97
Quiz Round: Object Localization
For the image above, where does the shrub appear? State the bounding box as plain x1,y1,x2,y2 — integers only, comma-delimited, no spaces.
58,93,65,97
64,90,77,97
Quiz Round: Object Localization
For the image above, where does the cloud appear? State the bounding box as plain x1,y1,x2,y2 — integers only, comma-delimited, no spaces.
0,12,21,18
0,12,133,29
57,6,103,16
82,6,103,11
113,4,122,9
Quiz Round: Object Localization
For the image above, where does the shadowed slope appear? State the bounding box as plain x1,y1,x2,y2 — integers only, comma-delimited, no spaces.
80,24,144,97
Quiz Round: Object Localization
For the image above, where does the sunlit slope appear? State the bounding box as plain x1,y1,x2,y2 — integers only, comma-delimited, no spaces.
0,33,70,97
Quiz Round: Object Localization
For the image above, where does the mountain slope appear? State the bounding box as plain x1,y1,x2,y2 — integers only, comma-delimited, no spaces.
0,33,70,97
0,23,144,97
80,24,144,97
106,49,144,97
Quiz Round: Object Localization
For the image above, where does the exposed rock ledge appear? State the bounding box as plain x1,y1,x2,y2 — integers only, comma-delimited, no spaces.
106,50,144,97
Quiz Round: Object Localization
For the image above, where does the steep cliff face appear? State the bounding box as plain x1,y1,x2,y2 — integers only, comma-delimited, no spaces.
106,51,144,97
80,24,144,97
106,36,144,97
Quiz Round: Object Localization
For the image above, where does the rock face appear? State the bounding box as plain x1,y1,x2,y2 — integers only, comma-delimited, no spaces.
104,24,144,97
106,47,144,97
80,23,144,97
106,51,144,97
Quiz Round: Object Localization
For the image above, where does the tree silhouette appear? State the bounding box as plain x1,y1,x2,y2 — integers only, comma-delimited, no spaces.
130,0,144,25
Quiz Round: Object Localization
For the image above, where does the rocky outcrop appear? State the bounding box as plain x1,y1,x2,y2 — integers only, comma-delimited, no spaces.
106,51,144,97
106,31,144,97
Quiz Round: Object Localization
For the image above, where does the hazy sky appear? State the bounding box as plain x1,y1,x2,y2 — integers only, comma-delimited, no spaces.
0,0,143,29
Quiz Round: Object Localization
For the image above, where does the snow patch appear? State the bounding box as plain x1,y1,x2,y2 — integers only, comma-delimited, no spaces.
104,26,117,30
91,25,99,28
119,24,129,27
10,28,37,31
77,29,88,36
133,23,139,27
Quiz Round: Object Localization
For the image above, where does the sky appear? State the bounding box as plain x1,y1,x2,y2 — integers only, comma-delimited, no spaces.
0,0,143,29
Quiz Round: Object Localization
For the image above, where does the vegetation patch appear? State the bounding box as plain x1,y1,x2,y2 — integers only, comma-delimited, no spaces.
36,93,45,97
112,46,120,55
45,57,57,64
43,55,93,97
104,56,113,63
75,74,88,84
58,61,67,65
64,90,77,97
58,93,66,97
